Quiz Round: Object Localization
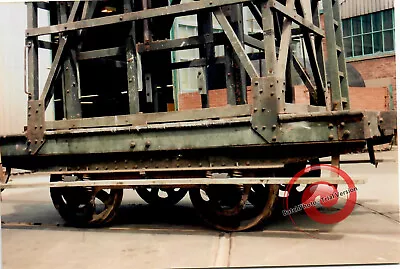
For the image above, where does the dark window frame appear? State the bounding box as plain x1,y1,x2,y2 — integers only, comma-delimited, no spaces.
342,9,395,58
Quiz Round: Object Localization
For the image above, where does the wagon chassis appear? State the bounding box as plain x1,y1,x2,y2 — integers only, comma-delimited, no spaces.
0,0,396,231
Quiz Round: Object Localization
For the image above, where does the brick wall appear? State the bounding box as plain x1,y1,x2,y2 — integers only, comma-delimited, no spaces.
295,85,389,111
178,87,252,110
349,87,390,111
179,86,390,111
349,55,396,109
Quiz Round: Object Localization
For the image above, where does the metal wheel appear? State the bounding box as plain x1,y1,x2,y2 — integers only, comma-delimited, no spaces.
50,175,123,227
282,159,322,208
189,184,279,232
249,160,322,219
136,187,187,206
267,159,322,218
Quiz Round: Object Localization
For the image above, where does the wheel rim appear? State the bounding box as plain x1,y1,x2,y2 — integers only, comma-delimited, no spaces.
50,175,123,226
189,184,279,232
136,187,187,206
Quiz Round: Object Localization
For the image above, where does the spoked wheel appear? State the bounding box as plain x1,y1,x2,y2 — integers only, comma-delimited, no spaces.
50,175,123,227
270,159,322,217
282,159,322,208
189,184,279,232
249,160,322,219
136,187,187,206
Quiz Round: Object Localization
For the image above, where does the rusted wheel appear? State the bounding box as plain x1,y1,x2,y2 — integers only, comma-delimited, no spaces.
282,159,322,208
189,184,279,232
50,175,123,227
136,187,187,206
261,159,322,218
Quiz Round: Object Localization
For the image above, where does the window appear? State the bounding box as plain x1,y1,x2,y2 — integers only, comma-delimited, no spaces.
342,9,395,58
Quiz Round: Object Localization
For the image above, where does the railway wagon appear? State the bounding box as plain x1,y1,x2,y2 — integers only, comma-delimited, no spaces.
0,0,396,231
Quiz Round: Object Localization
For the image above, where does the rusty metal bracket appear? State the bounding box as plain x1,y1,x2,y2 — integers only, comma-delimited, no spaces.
366,140,378,167
377,111,397,137
26,100,45,155
251,77,279,143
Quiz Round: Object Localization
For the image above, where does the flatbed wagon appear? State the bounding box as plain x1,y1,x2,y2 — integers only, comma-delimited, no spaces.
0,0,396,231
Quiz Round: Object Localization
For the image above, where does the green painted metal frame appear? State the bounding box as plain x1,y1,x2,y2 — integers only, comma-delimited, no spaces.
0,0,396,174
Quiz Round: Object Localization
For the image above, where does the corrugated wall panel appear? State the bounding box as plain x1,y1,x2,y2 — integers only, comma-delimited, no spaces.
340,0,395,19
0,3,52,136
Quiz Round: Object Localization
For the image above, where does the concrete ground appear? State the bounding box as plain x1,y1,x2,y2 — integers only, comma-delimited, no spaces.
1,149,399,268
